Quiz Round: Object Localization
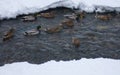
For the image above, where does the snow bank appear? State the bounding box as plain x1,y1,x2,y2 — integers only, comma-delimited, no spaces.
0,58,120,75
0,0,120,19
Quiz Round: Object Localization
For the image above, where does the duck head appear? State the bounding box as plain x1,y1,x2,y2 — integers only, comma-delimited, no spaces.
37,25,41,31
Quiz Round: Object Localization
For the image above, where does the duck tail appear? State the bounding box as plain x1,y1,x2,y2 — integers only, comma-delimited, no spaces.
24,32,28,36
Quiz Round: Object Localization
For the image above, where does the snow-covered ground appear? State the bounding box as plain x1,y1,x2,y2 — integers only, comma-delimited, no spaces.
0,58,120,75
0,0,120,19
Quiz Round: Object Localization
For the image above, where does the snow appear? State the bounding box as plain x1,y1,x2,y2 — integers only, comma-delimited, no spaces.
0,0,120,19
0,58,120,75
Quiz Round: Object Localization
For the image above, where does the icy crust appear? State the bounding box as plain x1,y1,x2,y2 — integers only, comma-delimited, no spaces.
0,0,120,19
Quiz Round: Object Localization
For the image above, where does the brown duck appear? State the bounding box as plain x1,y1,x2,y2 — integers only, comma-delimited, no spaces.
75,11,85,22
3,28,15,41
95,14,112,20
44,24,63,34
61,19,74,28
72,37,80,48
38,11,55,18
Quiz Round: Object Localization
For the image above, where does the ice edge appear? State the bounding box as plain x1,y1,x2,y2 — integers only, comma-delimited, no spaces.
0,0,120,20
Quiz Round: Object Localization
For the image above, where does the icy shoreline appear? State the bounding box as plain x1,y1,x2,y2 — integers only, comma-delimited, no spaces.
0,58,120,75
0,0,120,19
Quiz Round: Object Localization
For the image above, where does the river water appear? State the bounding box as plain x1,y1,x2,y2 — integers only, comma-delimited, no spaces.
0,8,120,66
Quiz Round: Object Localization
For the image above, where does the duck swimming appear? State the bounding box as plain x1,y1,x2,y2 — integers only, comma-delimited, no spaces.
95,14,112,20
61,19,74,28
3,28,15,41
64,13,77,20
75,11,85,22
24,26,41,36
21,15,36,22
44,24,63,34
38,11,55,18
72,37,80,48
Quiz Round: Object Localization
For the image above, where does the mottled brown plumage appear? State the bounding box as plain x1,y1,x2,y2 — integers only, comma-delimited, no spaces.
39,11,55,18
72,37,80,48
3,28,15,41
61,19,74,28
95,14,112,20
44,24,63,34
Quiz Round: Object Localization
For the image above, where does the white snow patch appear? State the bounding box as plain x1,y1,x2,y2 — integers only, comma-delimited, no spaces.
0,0,120,19
0,58,120,75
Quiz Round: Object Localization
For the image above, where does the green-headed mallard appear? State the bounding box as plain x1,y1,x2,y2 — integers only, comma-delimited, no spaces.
24,26,41,36
61,19,74,28
44,24,63,34
3,28,15,41
72,37,80,48
21,15,36,22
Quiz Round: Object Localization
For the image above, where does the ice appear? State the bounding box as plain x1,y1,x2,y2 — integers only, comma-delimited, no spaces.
0,0,60,19
0,58,120,75
0,0,120,19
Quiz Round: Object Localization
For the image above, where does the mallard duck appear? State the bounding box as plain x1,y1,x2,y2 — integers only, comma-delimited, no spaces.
64,13,77,20
72,37,80,48
21,15,36,22
95,14,112,20
38,11,55,18
44,24,63,34
75,11,85,22
24,26,41,36
3,28,15,41
61,19,74,28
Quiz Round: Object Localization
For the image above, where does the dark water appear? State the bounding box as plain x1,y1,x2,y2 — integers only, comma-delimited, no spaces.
0,8,120,66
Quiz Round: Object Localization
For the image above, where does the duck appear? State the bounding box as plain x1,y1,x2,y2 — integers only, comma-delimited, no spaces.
3,28,15,41
64,13,77,20
38,11,55,18
44,24,63,34
95,14,112,20
21,15,36,22
75,11,85,22
24,25,41,36
61,19,74,28
72,37,80,48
